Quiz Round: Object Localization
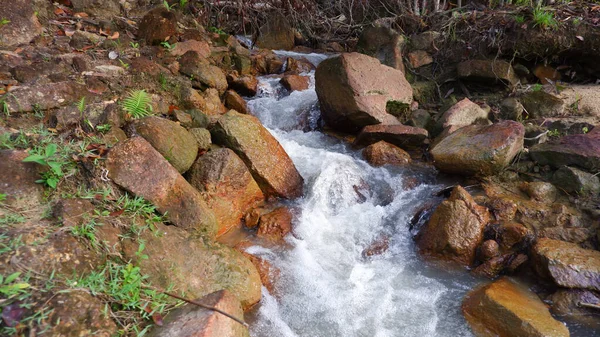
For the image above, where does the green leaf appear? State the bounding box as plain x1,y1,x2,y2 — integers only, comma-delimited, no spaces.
48,162,63,176
45,144,57,157
12,283,30,289
22,154,46,166
47,177,59,189
5,272,20,284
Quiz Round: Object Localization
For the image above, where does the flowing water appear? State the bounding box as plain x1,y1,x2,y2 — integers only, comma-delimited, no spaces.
242,51,592,337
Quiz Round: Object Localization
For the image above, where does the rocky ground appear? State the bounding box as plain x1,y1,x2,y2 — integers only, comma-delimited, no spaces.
0,0,599,336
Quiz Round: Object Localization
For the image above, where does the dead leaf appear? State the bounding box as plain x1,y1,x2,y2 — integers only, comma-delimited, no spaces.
64,28,76,37
109,32,120,40
576,35,584,41
74,12,89,18
54,8,66,16
109,209,125,217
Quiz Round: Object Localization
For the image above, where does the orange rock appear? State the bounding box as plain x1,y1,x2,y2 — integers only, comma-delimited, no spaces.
235,241,280,294
280,75,309,92
534,65,561,84
362,140,411,167
257,207,293,243
407,50,433,68
224,90,249,114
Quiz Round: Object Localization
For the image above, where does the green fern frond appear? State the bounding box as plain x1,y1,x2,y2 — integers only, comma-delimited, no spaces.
77,97,86,114
121,90,153,119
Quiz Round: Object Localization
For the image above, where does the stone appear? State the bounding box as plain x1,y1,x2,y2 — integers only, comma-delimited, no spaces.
353,124,429,151
285,57,314,74
174,110,194,128
549,289,600,325
499,97,524,121
431,121,525,176
280,75,309,92
410,31,441,52
256,14,295,50
520,91,565,119
534,65,561,84
0,0,43,47
211,110,304,199
315,53,413,133
434,98,489,136
472,255,510,279
235,242,279,294
356,23,406,72
457,60,519,87
462,277,570,337
479,240,500,261
532,238,600,292
187,148,264,237
147,290,249,337
179,51,228,94
137,7,177,45
362,141,411,167
530,129,600,171
171,39,211,58
53,198,94,228
407,50,433,68
553,166,600,195
497,222,532,251
224,90,249,114
520,181,558,203
181,87,227,116
488,198,518,222
406,109,433,129
252,51,284,75
189,128,212,152
417,186,490,266
0,150,43,208
71,0,121,18
107,137,217,238
257,207,293,243
228,75,258,97
2,82,88,113
524,124,548,147
132,116,198,174
362,236,390,258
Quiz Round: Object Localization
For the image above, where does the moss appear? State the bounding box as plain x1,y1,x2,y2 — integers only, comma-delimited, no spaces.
386,100,410,122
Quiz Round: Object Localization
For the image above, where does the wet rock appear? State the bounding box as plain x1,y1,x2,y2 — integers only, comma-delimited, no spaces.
280,75,309,92
148,290,249,337
462,277,570,337
532,238,600,292
553,166,600,195
0,150,43,208
107,137,217,238
256,14,295,50
189,128,212,152
2,82,88,113
362,141,411,167
431,121,524,176
434,98,489,136
228,74,258,97
315,53,412,133
549,289,600,325
472,254,508,279
179,51,228,94
123,224,261,310
457,60,519,87
0,0,43,47
171,39,211,58
211,110,304,199
540,227,596,245
479,240,500,261
417,186,490,266
187,148,264,237
138,7,177,45
356,23,406,72
362,236,390,258
407,50,433,68
132,116,198,174
520,181,558,203
257,207,293,243
284,57,314,74
252,51,284,75
354,124,429,151
224,90,249,114
499,97,524,121
530,129,600,171
520,91,565,119
235,241,280,294
45,290,117,336
72,0,121,18
54,198,94,228
497,222,532,251
488,197,518,222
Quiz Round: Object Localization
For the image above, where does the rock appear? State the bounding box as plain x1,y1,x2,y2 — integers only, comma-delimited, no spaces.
252,51,284,75
2,82,88,113
137,7,177,45
123,224,261,310
256,14,295,50
530,130,600,171
497,222,532,251
472,254,510,279
223,90,249,114
435,98,489,136
457,60,519,87
361,236,390,258
53,198,94,228
107,137,217,238
499,97,524,121
227,74,258,97
549,289,600,325
534,65,561,84
410,31,441,52
488,198,518,222
520,182,558,203
257,207,293,243
0,0,43,47
532,238,600,292
553,166,600,195
431,121,524,176
353,124,429,151
181,87,227,116
315,53,413,133
179,51,228,93
462,277,570,337
187,148,264,237
132,116,198,174
417,186,490,266
71,0,121,18
362,141,411,167
406,109,433,129
280,75,309,92
174,110,194,128
407,50,433,68
235,243,279,294
524,124,548,147
147,290,249,337
520,91,565,119
284,57,314,74
540,227,596,245
211,110,304,199
356,22,406,72
189,128,212,152
0,150,43,208
44,290,117,336
171,39,211,58
479,240,500,261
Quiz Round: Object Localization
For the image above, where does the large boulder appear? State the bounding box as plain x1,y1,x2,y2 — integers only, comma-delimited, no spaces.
434,98,489,136
532,238,600,292
137,7,178,45
132,116,198,174
457,60,519,87
315,53,413,133
179,51,228,94
416,186,490,266
0,0,43,47
552,166,600,195
431,121,524,176
71,0,121,18
211,110,304,199
255,14,295,50
462,277,570,337
148,290,249,337
530,129,600,171
2,82,88,113
107,137,218,238
356,22,406,73
353,124,429,151
187,148,264,237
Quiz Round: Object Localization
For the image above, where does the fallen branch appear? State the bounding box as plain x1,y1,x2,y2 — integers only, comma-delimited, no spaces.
578,302,600,310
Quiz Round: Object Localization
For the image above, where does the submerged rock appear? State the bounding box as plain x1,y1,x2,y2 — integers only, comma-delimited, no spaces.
256,207,293,243
462,277,570,337
315,52,412,133
354,124,429,151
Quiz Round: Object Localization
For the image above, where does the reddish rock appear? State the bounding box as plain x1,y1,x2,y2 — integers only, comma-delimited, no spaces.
354,124,429,151
532,238,600,292
107,137,218,238
550,289,600,326
0,150,43,208
138,7,178,45
497,222,532,250
435,98,489,134
0,0,43,47
417,186,490,266
472,255,509,279
224,90,249,114
181,87,227,116
171,39,211,58
361,236,390,257
530,129,600,171
534,65,561,84
457,60,519,87
520,181,558,203
179,51,228,93
257,207,293,243
431,121,524,176
71,0,120,18
211,110,304,199
462,277,570,337
53,198,95,228
280,75,309,92
228,74,258,97
187,148,264,237
235,242,279,294
488,197,518,222
130,57,170,76
3,82,88,113
148,290,249,337
315,53,413,133
479,240,500,261
252,50,284,75
362,141,411,167
285,57,315,74
407,50,433,68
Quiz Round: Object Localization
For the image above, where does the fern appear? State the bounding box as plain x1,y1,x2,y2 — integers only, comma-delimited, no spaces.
121,90,153,119
77,97,86,114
